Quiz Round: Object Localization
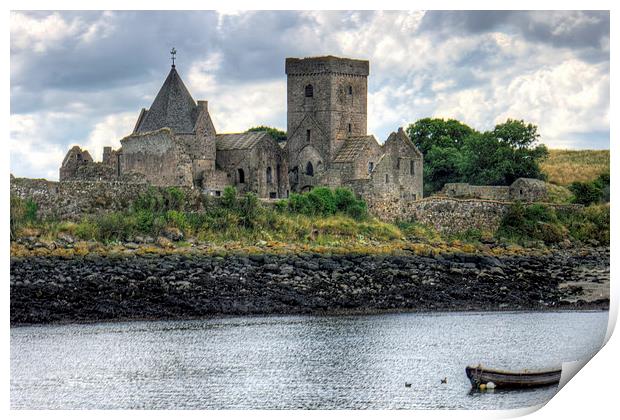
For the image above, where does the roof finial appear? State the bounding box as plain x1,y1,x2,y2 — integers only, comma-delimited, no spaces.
170,47,177,68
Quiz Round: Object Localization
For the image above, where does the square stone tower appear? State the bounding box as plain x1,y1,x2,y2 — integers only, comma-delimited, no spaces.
285,56,369,191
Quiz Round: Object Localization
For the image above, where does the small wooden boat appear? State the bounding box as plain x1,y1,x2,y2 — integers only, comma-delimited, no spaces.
466,365,561,389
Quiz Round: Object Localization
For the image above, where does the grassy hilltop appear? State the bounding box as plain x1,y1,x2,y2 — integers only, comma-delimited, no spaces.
542,149,610,185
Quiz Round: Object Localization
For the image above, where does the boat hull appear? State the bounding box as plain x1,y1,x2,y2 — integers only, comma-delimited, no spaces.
466,366,562,389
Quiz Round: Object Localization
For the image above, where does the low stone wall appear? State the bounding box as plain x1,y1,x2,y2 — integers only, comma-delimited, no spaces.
10,177,202,220
441,183,510,201
407,198,509,233
406,197,582,234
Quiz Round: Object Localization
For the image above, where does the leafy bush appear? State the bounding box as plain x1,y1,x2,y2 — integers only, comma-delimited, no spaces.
74,218,99,240
497,203,566,244
568,172,609,205
96,212,135,241
221,186,238,210
557,204,609,245
306,187,336,216
284,187,367,220
133,186,186,212
133,209,156,233
24,199,38,223
569,181,603,205
133,187,165,212
287,193,312,215
238,193,260,228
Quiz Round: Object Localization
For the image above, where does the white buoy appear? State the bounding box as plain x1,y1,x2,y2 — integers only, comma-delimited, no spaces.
486,382,496,389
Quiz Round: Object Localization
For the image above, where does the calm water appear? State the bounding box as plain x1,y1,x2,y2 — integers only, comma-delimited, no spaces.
11,311,607,410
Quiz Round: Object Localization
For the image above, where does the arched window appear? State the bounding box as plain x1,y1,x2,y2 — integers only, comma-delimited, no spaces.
385,174,389,183
266,166,272,183
237,168,245,184
305,84,314,98
306,161,314,176
348,85,353,95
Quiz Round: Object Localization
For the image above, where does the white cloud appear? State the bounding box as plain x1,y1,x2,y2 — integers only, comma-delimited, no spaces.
10,113,68,180
84,113,136,161
188,58,287,132
9,11,610,181
10,12,83,53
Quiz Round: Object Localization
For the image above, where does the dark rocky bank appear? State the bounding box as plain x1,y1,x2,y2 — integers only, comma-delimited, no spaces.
10,247,609,325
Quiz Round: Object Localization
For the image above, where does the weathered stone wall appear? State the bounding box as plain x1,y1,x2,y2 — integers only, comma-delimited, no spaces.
440,183,511,201
407,198,511,233
405,197,581,234
509,178,548,201
10,177,201,220
440,178,548,202
59,146,94,181
120,129,194,187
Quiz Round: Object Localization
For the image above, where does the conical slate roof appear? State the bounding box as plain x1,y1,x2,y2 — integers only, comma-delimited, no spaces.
135,66,198,134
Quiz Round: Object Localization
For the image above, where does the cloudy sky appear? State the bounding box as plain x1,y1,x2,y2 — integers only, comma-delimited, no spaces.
10,10,610,180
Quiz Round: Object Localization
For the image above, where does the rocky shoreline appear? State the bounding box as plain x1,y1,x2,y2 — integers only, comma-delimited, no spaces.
10,247,609,325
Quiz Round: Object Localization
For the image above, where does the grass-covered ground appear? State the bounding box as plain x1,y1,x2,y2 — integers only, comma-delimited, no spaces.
11,186,609,258
541,149,610,185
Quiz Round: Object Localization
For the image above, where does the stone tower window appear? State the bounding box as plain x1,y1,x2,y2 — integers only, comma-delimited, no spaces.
306,129,311,142
410,160,415,175
348,123,352,134
397,158,401,169
348,85,353,95
305,84,314,98
385,174,389,183
237,168,245,184
368,162,374,173
266,167,272,184
306,161,314,176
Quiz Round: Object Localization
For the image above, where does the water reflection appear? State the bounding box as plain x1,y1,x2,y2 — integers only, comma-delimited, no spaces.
11,311,607,409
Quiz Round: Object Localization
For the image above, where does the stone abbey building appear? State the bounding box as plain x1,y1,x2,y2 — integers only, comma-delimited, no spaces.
60,55,424,214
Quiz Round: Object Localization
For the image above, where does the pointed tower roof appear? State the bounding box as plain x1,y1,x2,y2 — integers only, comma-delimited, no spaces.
134,66,198,134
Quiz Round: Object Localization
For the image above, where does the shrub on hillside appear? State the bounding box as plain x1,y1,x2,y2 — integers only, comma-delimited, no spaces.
497,203,566,244
557,204,609,245
569,172,609,205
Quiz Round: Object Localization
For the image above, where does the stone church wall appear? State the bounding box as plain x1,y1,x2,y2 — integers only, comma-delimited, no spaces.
121,129,194,187
10,176,202,221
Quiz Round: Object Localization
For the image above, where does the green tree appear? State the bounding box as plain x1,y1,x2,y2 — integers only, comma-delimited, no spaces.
406,118,476,154
406,118,548,194
246,126,287,142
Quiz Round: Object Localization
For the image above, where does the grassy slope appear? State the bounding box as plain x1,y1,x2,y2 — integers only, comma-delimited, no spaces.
541,149,609,185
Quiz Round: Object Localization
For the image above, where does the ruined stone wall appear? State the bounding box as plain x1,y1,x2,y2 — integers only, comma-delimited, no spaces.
509,178,548,202
59,146,94,181
10,177,201,221
440,179,548,202
216,139,289,199
120,129,194,187
440,183,511,201
202,170,230,196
